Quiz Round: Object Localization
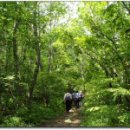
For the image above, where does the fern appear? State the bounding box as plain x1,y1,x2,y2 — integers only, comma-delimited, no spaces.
107,87,130,102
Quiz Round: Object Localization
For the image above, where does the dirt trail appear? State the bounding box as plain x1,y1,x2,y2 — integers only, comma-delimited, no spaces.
41,108,82,127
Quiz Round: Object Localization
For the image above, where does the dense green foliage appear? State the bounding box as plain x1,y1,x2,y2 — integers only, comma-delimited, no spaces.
78,2,130,127
0,1,130,127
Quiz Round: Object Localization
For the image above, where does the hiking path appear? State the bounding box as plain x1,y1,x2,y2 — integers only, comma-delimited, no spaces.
41,107,82,127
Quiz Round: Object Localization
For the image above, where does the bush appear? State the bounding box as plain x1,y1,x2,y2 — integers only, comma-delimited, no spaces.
24,103,60,125
14,102,64,126
81,104,130,127
16,106,28,117
1,116,27,127
81,82,130,127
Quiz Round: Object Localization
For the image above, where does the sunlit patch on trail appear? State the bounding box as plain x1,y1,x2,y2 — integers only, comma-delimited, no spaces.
64,119,72,123
72,119,81,124
41,107,81,127
64,118,81,124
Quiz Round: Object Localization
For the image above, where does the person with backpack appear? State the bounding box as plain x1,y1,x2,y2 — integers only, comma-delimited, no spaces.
64,91,72,112
72,91,80,109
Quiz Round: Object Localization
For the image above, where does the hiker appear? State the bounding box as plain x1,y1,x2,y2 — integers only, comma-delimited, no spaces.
64,91,72,112
72,91,80,109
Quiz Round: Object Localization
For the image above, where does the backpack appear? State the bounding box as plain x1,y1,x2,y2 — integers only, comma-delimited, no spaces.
64,93,72,101
72,92,79,100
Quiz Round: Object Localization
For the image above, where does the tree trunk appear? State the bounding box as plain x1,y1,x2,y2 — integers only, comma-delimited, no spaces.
48,19,53,73
28,2,41,106
12,21,20,82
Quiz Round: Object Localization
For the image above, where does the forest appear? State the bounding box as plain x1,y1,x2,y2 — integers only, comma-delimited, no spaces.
0,1,130,127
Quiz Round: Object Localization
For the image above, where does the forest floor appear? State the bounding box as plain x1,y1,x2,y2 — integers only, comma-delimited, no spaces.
41,107,82,127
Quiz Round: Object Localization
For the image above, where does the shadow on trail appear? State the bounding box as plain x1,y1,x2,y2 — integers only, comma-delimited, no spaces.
41,108,82,127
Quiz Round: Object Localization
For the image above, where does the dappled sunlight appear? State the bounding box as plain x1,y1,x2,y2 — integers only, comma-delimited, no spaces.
64,119,72,123
72,119,81,124
64,118,81,124
2,1,129,127
63,108,81,125
42,107,82,127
